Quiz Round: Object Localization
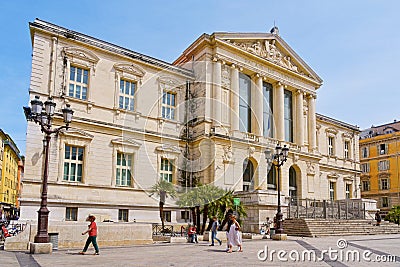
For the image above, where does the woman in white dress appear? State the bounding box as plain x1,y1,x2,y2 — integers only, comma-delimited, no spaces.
226,215,242,253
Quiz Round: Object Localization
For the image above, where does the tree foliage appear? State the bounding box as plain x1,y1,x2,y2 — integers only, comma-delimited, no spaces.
176,184,247,234
386,205,400,225
150,179,177,229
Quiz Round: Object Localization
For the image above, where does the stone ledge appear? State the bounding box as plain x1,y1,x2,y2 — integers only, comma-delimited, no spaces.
29,242,52,254
272,234,288,241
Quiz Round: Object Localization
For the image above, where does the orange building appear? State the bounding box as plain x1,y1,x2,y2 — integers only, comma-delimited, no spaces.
360,121,400,216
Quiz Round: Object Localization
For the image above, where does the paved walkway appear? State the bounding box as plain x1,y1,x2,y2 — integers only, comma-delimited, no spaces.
1,234,399,267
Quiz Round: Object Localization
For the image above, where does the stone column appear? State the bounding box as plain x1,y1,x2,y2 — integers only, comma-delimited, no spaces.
274,82,285,141
252,74,263,136
296,90,304,146
230,65,240,132
213,58,222,126
308,94,317,152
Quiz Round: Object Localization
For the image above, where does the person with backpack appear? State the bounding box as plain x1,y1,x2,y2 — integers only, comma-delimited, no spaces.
209,216,222,246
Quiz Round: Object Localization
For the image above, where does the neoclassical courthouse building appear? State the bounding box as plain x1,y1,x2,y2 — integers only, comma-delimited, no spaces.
21,19,360,230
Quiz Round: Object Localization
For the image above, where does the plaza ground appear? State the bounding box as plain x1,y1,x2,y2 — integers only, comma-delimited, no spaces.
1,234,399,267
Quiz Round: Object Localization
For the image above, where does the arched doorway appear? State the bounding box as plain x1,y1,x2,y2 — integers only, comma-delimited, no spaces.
243,158,255,191
289,166,297,201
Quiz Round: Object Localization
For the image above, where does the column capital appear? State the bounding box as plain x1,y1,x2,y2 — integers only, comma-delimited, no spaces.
212,56,219,62
230,63,237,69
307,94,317,100
275,81,287,88
295,89,304,95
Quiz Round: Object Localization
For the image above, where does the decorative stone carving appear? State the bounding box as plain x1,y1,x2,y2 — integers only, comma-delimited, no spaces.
114,63,146,82
248,146,255,157
222,145,233,163
63,47,100,64
227,39,304,76
306,162,315,175
221,65,230,88
325,127,338,135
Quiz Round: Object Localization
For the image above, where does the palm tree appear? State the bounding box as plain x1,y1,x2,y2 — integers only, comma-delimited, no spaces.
150,179,177,230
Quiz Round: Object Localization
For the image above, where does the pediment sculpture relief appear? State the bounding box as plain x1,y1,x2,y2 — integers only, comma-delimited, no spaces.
225,39,311,78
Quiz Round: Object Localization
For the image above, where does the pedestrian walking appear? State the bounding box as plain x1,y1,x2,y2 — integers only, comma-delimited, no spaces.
375,211,382,226
209,216,222,246
79,215,100,255
226,214,242,253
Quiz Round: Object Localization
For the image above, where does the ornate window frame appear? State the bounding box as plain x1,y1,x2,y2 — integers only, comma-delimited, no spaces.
155,145,181,184
62,47,99,104
325,128,338,157
57,129,94,183
158,76,183,123
111,138,141,188
113,63,145,117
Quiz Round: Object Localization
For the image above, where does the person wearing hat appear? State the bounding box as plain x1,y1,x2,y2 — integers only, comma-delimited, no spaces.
79,215,100,255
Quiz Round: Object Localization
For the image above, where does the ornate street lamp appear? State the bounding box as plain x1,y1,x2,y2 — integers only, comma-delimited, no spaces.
24,96,73,243
264,143,289,236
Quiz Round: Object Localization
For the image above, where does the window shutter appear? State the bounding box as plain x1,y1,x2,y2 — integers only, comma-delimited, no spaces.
387,160,390,170
388,179,391,190
378,179,382,190
377,145,380,155
385,144,388,154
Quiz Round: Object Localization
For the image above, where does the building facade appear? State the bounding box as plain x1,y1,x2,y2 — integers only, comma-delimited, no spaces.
360,121,400,216
21,19,360,228
0,129,22,218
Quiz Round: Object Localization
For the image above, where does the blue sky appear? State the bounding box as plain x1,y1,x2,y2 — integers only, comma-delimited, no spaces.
1,0,399,155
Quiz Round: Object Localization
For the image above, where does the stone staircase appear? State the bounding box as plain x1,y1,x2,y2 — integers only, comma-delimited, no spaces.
283,218,400,237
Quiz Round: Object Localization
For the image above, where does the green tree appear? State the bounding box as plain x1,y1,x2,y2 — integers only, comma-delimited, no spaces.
386,205,400,225
150,179,177,230
177,185,247,234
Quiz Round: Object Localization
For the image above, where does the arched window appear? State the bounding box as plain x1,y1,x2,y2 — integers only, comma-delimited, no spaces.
243,158,254,191
289,167,297,201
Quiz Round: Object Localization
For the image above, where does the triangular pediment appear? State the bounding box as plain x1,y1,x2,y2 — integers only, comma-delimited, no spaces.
111,137,141,148
214,33,322,83
59,128,94,140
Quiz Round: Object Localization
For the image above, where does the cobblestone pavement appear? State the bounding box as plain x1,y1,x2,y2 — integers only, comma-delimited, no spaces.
1,234,399,267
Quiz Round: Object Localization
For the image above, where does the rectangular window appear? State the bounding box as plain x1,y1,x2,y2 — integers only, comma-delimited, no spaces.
63,145,84,182
381,197,389,208
380,178,389,190
161,91,176,120
263,82,273,138
267,167,277,190
328,137,334,156
379,144,388,155
181,210,189,220
361,163,370,173
239,73,251,133
361,147,369,158
116,152,133,186
378,160,389,171
345,184,351,199
160,158,173,183
284,90,293,142
362,181,370,191
119,79,135,111
118,209,129,222
329,181,335,201
344,141,350,159
69,66,89,100
163,211,171,222
66,207,78,221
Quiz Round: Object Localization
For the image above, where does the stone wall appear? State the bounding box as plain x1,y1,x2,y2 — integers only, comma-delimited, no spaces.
5,222,152,251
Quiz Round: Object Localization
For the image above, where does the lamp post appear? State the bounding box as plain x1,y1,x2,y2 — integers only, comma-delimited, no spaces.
264,143,289,236
24,96,73,243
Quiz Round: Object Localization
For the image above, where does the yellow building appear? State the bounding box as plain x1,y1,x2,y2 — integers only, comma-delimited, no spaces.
360,121,400,216
0,129,21,218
